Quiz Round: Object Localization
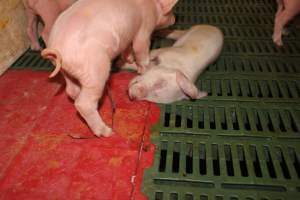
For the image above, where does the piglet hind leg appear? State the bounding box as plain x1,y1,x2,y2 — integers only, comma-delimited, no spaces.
35,2,60,46
74,56,112,137
63,73,80,100
176,71,208,100
26,11,41,51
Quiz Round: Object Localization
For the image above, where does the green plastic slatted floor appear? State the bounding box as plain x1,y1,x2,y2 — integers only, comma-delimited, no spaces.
10,0,300,199
143,0,300,200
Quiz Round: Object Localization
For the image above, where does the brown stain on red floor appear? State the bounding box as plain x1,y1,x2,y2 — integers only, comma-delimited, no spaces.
0,70,161,200
47,160,61,169
113,108,147,140
73,181,92,200
33,134,65,152
108,149,136,168
108,157,123,167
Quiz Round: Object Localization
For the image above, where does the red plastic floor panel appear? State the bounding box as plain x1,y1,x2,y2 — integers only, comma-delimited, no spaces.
0,70,160,200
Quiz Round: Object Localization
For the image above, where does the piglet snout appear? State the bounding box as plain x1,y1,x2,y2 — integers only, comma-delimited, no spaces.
128,84,147,101
128,90,136,100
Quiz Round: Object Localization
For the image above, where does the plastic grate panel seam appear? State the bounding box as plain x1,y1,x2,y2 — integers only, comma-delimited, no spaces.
143,0,300,200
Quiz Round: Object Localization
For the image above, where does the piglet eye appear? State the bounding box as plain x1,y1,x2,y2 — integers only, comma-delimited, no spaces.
129,78,139,87
150,56,160,65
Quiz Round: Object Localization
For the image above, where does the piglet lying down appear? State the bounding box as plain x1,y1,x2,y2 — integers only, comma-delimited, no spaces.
128,25,224,103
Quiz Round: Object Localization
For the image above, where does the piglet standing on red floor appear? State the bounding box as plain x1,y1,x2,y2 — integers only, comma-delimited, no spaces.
41,0,178,137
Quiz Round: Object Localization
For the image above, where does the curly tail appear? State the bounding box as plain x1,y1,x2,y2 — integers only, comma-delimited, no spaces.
41,48,62,78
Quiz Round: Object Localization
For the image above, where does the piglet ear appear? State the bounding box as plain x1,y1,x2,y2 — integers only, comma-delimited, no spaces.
176,70,207,99
157,0,178,14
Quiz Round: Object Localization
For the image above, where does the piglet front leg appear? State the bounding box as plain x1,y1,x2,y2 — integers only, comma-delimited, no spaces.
63,73,80,100
132,32,151,74
121,45,135,64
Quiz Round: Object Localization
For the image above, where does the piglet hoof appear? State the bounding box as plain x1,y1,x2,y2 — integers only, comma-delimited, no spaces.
275,41,283,48
31,44,42,51
94,125,113,138
197,91,208,99
137,66,146,74
272,35,283,47
125,54,135,64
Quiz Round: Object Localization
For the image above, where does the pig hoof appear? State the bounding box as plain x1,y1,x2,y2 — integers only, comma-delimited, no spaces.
272,35,283,47
31,44,42,51
125,54,135,64
137,66,146,74
197,91,208,99
94,126,113,137
274,40,283,47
